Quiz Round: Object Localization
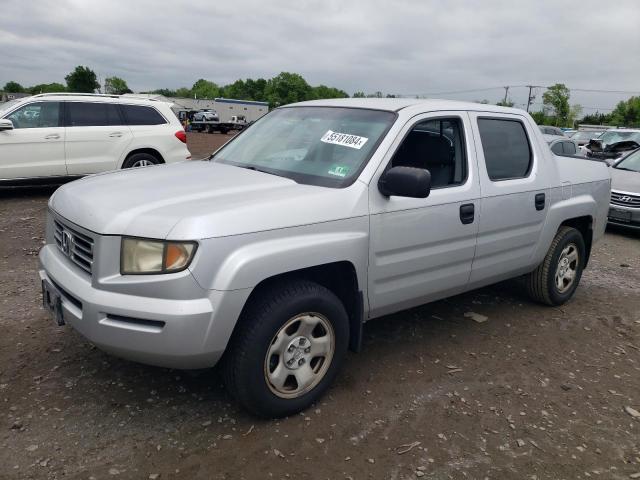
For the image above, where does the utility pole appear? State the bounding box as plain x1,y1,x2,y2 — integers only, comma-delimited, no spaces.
525,85,542,112
503,86,510,104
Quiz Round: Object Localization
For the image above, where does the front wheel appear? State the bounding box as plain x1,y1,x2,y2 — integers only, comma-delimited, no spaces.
222,280,349,418
525,226,586,306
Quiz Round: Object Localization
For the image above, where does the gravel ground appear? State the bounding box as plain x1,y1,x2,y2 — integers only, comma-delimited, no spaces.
1,133,639,479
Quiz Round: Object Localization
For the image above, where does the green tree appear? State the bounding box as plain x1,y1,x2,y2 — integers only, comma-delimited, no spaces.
104,76,131,95
150,88,177,97
3,81,24,93
65,66,100,93
609,96,640,127
310,85,349,100
245,78,267,101
352,91,366,98
496,100,514,107
221,79,248,99
28,82,66,94
191,79,220,99
579,111,612,125
568,104,583,128
530,110,546,124
175,87,193,97
542,83,571,127
264,72,312,107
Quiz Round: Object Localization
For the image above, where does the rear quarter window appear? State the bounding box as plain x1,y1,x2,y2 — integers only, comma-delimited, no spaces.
478,118,533,181
122,105,167,125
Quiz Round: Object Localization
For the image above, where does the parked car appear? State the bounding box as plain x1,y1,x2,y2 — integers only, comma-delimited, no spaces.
584,128,640,164
570,130,604,147
193,109,219,122
39,99,610,417
0,93,191,184
607,147,640,229
543,134,580,157
539,125,566,137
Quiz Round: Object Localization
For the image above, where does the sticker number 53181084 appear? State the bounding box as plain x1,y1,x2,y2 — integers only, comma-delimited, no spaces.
321,130,368,150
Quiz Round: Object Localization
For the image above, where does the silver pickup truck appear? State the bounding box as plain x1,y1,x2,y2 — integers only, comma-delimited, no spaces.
39,99,610,417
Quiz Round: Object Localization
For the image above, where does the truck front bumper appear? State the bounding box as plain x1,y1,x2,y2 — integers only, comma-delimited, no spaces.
39,245,251,369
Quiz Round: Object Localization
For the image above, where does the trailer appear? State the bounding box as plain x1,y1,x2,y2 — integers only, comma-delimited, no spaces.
190,98,268,134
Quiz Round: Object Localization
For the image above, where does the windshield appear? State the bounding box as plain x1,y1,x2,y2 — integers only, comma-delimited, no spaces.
0,98,22,114
615,149,640,172
599,131,640,148
211,106,396,187
572,131,603,142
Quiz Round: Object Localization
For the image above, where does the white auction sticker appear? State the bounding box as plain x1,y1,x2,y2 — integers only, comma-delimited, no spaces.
321,130,368,150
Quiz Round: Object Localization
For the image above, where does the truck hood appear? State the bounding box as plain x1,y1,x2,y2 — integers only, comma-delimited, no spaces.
610,166,640,194
50,161,368,240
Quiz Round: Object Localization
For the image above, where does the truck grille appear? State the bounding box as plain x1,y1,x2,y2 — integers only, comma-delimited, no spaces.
53,220,95,275
611,191,640,208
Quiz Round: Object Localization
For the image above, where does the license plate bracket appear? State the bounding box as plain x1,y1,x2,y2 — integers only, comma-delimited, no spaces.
42,280,65,326
609,208,631,223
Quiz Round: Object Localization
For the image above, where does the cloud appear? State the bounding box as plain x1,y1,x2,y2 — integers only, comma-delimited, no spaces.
1,0,638,109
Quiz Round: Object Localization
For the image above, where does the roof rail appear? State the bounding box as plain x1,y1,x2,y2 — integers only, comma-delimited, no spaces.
31,92,121,99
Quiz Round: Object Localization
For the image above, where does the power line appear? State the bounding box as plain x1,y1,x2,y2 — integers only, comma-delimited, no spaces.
403,85,640,97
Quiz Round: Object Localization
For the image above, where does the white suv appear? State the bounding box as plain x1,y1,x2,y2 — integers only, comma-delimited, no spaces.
0,93,191,183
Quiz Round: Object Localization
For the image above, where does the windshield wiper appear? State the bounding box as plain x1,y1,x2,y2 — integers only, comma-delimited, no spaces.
239,165,282,178
614,167,638,172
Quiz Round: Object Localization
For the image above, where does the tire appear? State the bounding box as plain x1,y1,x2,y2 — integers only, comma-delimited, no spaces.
525,226,585,306
122,152,160,169
219,128,229,135
222,279,349,418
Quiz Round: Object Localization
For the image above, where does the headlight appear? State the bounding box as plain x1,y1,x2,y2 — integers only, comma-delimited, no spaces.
121,238,197,274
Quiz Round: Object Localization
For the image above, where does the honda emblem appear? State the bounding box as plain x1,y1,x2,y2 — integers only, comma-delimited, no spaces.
61,230,72,256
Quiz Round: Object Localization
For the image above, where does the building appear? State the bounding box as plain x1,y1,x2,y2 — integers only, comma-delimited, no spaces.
0,92,31,103
121,94,269,123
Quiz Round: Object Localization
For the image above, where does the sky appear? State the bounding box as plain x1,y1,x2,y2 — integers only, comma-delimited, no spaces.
1,0,639,112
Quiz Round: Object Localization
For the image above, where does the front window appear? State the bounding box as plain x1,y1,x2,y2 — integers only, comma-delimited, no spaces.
5,101,61,129
599,131,640,149
615,149,640,172
211,107,396,187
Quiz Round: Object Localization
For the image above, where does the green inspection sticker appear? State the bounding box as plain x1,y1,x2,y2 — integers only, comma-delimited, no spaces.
327,165,350,177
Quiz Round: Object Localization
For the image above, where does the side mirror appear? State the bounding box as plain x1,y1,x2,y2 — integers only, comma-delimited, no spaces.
0,119,14,131
378,166,431,198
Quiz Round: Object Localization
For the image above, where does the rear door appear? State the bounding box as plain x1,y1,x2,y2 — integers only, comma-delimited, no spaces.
368,112,480,318
64,101,133,175
0,101,66,180
467,113,551,288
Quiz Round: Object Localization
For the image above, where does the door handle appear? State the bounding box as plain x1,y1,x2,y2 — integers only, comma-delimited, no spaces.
109,132,123,138
535,193,546,211
44,134,60,140
460,203,475,224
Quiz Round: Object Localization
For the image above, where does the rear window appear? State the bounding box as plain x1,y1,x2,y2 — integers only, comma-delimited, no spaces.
66,102,123,127
478,118,533,180
562,141,576,155
122,105,166,125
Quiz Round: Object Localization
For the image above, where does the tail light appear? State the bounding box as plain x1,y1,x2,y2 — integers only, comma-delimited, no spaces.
174,130,187,143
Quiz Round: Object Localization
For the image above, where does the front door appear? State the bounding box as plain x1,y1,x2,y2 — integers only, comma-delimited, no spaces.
368,112,480,318
0,101,66,180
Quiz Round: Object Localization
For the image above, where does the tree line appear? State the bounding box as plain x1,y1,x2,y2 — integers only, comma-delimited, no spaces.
3,67,639,127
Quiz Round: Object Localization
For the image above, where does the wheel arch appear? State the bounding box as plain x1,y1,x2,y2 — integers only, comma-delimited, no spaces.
559,215,593,267
121,148,165,168
234,262,364,353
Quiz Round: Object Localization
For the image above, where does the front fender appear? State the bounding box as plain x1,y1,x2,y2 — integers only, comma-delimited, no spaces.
190,217,370,293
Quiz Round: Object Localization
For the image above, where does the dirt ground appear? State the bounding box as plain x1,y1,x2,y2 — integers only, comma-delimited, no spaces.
1,133,639,479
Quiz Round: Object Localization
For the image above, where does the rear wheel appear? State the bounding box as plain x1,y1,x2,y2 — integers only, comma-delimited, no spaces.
525,226,585,306
222,280,349,418
122,152,160,168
